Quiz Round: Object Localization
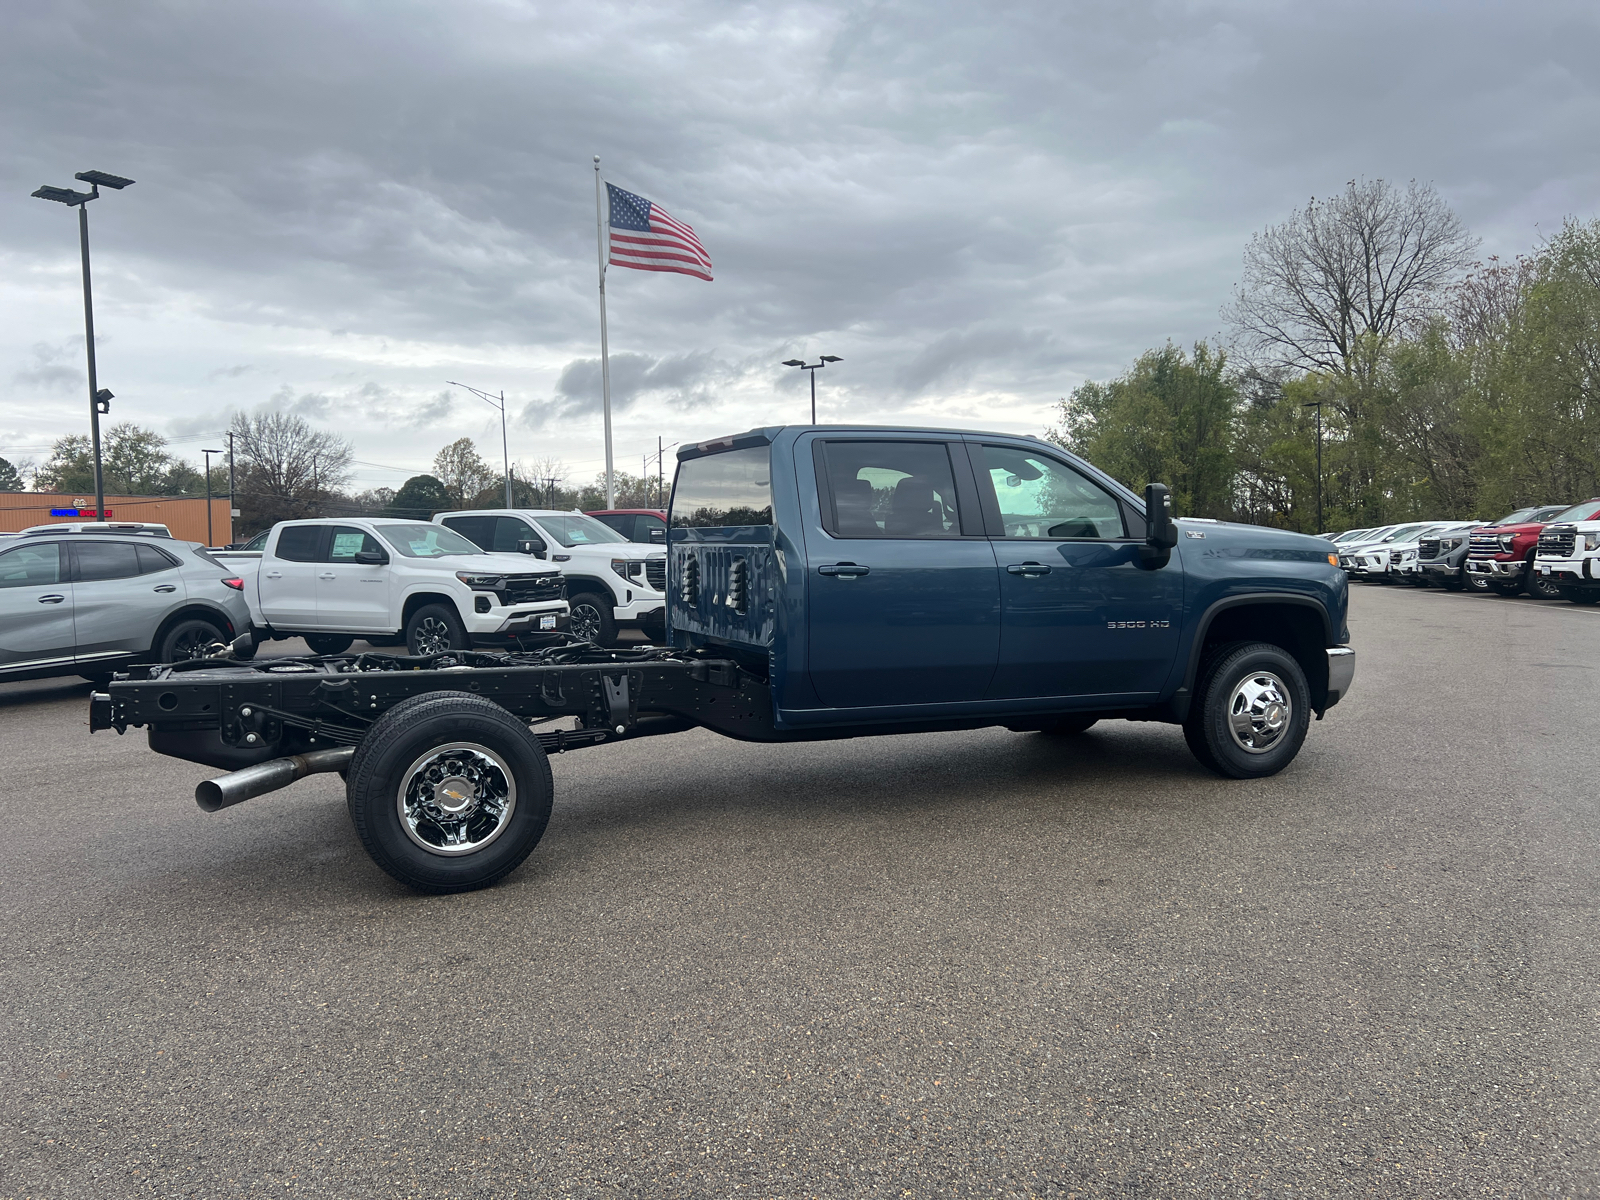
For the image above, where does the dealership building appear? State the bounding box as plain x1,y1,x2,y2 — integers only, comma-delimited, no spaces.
0,492,233,545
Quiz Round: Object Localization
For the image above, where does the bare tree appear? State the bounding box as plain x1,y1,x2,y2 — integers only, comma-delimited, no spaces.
230,409,353,525
1225,179,1478,377
1448,255,1538,348
432,438,497,506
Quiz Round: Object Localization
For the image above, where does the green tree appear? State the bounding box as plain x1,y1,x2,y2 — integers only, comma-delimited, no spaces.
388,475,451,519
432,438,496,507
0,456,24,492
1051,342,1238,519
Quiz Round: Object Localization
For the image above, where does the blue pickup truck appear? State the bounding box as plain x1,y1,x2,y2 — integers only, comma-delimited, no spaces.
91,424,1354,893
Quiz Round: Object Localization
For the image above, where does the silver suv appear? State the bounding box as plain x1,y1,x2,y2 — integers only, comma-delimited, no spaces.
0,535,253,685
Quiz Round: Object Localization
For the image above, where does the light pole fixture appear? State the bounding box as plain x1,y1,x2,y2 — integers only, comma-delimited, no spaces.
202,448,223,547
781,356,842,424
1301,399,1324,534
445,381,513,508
31,169,135,522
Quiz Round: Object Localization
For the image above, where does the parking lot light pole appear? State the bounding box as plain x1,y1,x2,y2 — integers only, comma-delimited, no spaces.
202,448,223,546
31,169,135,521
781,356,842,424
445,381,512,508
1301,399,1324,534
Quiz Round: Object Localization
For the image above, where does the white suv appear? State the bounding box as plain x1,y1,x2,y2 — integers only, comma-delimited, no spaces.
238,518,568,656
436,509,666,646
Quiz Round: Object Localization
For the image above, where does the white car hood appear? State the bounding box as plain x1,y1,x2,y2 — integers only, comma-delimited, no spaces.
467,553,564,574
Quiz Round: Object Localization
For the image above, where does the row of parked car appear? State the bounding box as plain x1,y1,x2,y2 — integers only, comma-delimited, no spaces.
0,506,670,686
1325,499,1600,603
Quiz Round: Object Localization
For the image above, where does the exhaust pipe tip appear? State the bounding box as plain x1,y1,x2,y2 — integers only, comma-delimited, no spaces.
195,745,355,813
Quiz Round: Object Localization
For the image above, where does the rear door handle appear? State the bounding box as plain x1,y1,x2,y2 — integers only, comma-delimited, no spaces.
265,570,282,579
37,594,65,604
818,563,870,577
153,584,177,593
1006,562,1052,576
318,572,336,580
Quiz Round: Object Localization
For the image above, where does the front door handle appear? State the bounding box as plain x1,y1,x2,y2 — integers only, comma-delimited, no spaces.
1006,562,1052,577
817,563,870,577
37,594,65,604
153,584,177,593
265,570,282,579
318,571,336,580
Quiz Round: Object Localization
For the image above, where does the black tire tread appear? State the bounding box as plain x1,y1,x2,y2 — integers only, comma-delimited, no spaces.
1183,640,1310,780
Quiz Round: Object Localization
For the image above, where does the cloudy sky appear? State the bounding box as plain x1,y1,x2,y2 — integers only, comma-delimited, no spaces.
3,0,1597,493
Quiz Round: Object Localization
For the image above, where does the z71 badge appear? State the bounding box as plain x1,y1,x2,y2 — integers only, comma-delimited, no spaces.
1106,619,1171,630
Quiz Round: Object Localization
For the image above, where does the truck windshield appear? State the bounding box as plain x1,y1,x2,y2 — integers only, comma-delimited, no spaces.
375,524,484,558
536,514,627,547
672,447,773,528
1496,508,1536,524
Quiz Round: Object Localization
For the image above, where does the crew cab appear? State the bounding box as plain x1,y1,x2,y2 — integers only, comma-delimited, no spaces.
92,424,1356,895
235,518,568,655
436,509,665,646
1466,500,1600,598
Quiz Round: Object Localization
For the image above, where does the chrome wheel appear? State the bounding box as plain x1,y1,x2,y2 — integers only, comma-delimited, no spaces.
569,601,604,642
1227,671,1292,754
414,615,454,655
396,742,517,857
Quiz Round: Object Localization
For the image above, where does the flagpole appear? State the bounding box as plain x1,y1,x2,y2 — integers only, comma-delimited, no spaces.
593,155,615,509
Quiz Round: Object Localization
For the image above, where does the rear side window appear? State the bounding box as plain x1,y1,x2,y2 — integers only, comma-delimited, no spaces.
135,544,179,574
671,447,773,529
440,515,495,550
818,441,963,538
0,543,61,588
74,541,143,581
275,526,323,562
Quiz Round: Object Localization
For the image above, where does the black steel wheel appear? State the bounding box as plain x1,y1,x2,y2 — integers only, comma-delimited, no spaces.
303,633,355,656
345,691,554,893
1183,641,1311,780
157,617,226,665
567,592,617,647
405,603,468,656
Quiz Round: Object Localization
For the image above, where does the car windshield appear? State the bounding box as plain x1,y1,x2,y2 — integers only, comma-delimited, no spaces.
1381,524,1431,542
1333,529,1369,542
535,514,627,547
375,523,484,558
1547,501,1600,524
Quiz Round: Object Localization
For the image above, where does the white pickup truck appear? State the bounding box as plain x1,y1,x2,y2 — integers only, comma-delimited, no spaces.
436,509,666,647
233,518,568,655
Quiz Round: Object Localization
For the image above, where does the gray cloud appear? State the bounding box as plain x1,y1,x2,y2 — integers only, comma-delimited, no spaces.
11,340,82,393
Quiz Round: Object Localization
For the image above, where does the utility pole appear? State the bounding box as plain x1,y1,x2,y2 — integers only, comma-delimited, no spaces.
658,435,664,509
226,431,236,538
202,448,223,547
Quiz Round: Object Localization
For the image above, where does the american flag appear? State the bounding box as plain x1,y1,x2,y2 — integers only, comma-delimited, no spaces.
606,183,713,281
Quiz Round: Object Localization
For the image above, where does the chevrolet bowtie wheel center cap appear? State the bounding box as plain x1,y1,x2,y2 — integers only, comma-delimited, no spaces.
432,776,478,815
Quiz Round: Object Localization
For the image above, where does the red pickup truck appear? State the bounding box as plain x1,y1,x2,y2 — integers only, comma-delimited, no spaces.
1466,500,1600,598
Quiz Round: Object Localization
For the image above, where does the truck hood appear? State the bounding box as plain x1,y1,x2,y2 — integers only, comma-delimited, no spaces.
470,554,564,575
1177,519,1336,557
1481,521,1548,538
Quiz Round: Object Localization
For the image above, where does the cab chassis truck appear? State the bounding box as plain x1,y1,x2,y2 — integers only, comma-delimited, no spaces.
90,425,1356,893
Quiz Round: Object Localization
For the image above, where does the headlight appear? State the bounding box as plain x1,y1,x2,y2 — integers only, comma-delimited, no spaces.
1441,537,1461,550
611,559,645,582
1586,533,1600,552
1499,534,1516,552
456,572,505,589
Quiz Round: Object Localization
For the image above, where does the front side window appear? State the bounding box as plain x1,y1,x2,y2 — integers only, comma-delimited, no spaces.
492,516,539,552
376,523,485,559
671,447,773,529
73,541,143,582
0,543,61,588
536,514,627,547
326,527,384,561
980,446,1126,539
819,441,962,538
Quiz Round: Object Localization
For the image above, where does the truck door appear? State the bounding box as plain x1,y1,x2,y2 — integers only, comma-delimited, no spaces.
971,442,1182,700
803,437,1000,708
315,526,392,632
258,525,324,629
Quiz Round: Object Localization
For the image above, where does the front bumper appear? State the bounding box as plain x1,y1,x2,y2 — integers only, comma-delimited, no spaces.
614,595,666,624
1419,560,1461,576
464,599,570,641
1534,557,1600,584
1465,558,1525,578
1325,646,1356,710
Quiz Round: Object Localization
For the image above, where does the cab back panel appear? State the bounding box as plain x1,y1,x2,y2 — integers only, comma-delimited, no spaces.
669,540,776,650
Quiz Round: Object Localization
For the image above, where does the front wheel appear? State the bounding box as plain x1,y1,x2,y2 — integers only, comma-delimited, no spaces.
1183,641,1311,780
1465,570,1490,593
1527,570,1564,601
345,692,554,893
406,603,468,656
567,592,617,647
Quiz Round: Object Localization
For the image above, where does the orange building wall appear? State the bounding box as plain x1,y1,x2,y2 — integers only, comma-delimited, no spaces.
0,492,233,545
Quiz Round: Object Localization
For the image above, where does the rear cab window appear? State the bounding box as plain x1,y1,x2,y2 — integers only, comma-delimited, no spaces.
274,526,325,562
671,446,773,540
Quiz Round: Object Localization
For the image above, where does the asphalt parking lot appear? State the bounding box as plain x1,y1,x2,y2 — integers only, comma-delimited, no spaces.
1,585,1596,1198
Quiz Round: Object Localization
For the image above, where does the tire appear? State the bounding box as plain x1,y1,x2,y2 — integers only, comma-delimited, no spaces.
1183,641,1311,780
1443,571,1466,592
157,617,227,664
1465,570,1490,593
1037,714,1099,735
345,692,554,893
567,591,617,647
406,603,468,656
303,633,355,656
1527,570,1564,601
